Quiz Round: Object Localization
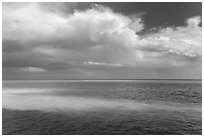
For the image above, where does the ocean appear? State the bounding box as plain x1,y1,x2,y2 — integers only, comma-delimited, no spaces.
2,80,202,135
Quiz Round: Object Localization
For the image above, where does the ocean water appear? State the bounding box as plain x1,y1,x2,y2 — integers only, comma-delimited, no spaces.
2,80,202,135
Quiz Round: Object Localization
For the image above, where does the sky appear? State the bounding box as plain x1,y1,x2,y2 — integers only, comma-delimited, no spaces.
2,2,202,80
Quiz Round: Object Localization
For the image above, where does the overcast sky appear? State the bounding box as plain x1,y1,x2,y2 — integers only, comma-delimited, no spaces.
2,2,202,80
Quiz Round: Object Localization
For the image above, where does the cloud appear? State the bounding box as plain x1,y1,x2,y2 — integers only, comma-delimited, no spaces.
19,67,46,72
3,3,142,66
39,2,77,16
186,16,201,28
138,16,201,58
2,2,202,79
83,61,123,67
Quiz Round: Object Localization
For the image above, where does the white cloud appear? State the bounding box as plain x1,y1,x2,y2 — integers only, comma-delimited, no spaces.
83,61,123,67
186,16,201,28
19,67,46,72
3,2,143,66
137,16,201,59
2,2,202,79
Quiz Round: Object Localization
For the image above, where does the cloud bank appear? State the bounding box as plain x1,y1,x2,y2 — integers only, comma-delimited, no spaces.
2,3,202,79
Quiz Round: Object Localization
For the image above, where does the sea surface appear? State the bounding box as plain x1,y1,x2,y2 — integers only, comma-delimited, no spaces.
2,80,202,135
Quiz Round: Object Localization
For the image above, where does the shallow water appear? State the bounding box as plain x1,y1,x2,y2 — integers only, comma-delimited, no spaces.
2,80,202,135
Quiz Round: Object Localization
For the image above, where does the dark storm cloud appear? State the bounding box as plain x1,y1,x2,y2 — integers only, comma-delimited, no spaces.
2,2,202,79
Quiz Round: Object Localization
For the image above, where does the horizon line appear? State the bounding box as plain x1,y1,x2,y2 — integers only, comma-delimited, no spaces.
2,79,202,81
